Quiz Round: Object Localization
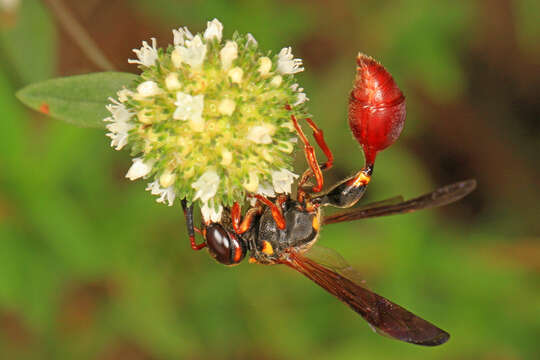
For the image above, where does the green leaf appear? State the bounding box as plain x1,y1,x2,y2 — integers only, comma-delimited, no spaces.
16,72,137,128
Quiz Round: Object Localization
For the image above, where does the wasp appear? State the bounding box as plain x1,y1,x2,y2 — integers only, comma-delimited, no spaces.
180,54,476,346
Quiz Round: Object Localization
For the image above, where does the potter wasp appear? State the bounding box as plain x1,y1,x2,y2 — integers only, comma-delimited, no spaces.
180,54,476,346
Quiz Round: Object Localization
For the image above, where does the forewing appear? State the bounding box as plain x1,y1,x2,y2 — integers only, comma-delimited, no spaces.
282,250,450,346
304,244,368,285
323,179,476,225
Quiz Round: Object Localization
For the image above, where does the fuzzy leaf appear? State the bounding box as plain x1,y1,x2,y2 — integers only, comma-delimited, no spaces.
16,72,137,128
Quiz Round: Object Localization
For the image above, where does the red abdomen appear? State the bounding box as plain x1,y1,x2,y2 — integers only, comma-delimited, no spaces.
348,54,406,166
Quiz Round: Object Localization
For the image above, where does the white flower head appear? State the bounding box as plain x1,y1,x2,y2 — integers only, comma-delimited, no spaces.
192,169,220,203
104,99,134,150
176,35,207,70
146,180,176,206
277,47,304,75
126,157,155,180
272,169,299,194
246,123,276,144
203,18,223,42
201,199,223,222
220,40,238,70
105,20,310,215
128,38,159,67
173,27,193,46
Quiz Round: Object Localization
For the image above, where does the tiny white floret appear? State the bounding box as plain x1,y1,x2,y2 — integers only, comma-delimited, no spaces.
165,73,182,90
272,169,299,194
218,99,236,116
126,157,155,180
146,180,176,206
220,149,233,166
294,92,308,106
128,38,159,67
270,75,282,87
277,47,304,74
173,26,193,46
246,33,258,47
256,182,276,198
176,35,207,70
243,171,259,193
104,99,134,150
228,67,244,84
173,92,204,122
159,171,177,188
258,57,272,76
201,200,223,222
246,124,275,144
137,81,162,97
192,169,220,203
203,18,223,42
220,40,238,70
116,88,133,103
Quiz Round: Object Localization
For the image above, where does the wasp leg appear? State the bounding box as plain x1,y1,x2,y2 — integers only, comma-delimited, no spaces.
313,165,373,208
298,117,335,189
231,202,263,234
254,195,286,230
289,112,324,196
181,199,207,250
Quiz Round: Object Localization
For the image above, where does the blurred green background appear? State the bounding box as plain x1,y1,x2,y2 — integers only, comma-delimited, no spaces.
1,0,539,359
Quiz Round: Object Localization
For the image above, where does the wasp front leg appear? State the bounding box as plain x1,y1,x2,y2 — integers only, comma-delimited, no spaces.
231,202,263,234
181,199,207,250
312,165,372,208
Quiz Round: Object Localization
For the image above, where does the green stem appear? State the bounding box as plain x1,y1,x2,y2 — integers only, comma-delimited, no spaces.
43,0,116,71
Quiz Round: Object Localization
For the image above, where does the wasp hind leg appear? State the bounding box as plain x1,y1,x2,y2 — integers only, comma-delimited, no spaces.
312,165,373,208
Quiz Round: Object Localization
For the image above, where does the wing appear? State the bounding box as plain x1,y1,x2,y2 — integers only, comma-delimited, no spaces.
323,179,476,225
281,250,450,346
303,244,368,285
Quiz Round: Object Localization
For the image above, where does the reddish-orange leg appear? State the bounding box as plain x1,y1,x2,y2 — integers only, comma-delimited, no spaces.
290,113,324,194
253,195,286,230
298,117,334,189
231,202,263,234
181,199,206,250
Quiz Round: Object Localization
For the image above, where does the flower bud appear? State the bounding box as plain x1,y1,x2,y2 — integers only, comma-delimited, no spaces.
348,53,406,166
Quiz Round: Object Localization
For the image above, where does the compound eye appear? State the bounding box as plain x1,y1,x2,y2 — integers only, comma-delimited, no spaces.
205,224,246,265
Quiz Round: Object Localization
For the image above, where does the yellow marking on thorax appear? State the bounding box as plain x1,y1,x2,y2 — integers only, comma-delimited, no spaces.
312,214,320,231
261,241,274,255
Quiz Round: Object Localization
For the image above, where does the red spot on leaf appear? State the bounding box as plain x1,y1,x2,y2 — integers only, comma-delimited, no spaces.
39,103,50,115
